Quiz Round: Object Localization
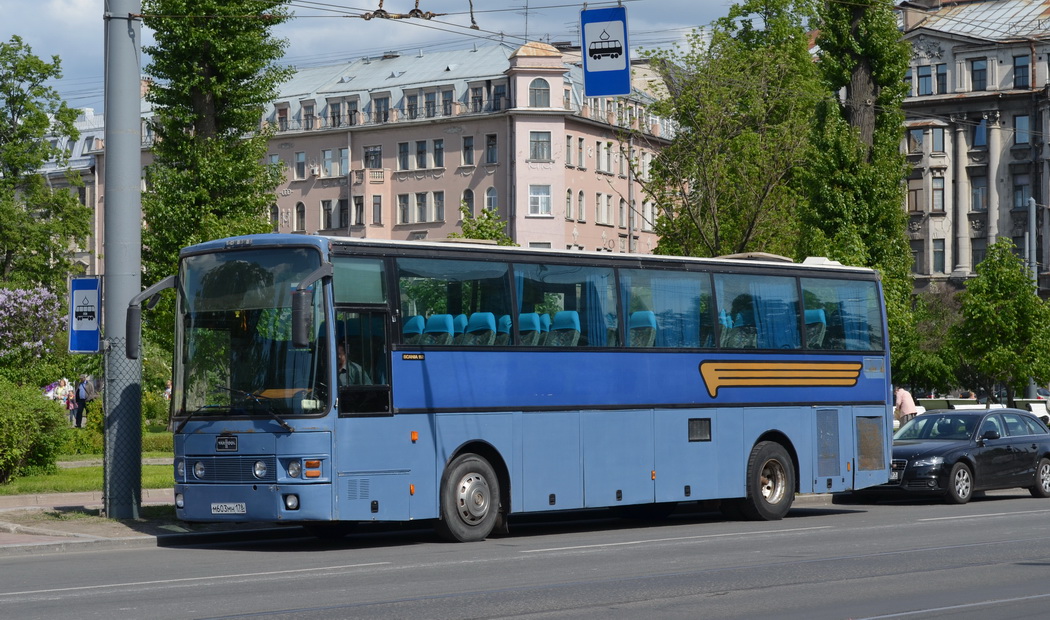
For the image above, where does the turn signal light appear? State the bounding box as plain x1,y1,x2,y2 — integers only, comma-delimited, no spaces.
304,460,321,468
305,470,321,478
411,431,419,443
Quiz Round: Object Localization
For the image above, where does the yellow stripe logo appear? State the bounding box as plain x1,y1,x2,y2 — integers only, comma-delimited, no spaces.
699,361,863,398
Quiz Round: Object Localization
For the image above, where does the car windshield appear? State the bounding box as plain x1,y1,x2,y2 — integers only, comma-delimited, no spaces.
895,413,976,441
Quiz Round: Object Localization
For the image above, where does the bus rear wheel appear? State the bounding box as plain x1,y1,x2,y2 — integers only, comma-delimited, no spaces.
740,441,795,521
436,454,501,542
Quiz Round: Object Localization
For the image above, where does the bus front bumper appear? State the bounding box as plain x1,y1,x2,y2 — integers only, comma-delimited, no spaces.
174,482,333,522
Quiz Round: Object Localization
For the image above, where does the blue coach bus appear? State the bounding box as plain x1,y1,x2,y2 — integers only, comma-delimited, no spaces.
128,234,891,542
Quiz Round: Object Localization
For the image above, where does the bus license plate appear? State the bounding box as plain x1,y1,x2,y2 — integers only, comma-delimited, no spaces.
211,502,246,515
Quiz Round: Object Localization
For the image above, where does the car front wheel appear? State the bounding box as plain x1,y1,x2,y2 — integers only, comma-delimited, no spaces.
945,462,973,504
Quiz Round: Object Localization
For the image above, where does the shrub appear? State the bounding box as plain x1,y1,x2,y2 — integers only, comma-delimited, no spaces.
0,377,69,482
141,389,170,425
143,432,173,453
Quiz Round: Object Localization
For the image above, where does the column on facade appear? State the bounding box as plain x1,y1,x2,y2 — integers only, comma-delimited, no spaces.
986,112,1001,243
951,117,971,276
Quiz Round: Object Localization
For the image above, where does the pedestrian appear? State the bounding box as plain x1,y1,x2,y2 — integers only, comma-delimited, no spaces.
894,385,917,423
53,378,74,425
163,379,172,401
73,375,90,428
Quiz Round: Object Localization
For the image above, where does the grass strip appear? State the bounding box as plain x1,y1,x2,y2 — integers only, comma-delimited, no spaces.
0,465,173,495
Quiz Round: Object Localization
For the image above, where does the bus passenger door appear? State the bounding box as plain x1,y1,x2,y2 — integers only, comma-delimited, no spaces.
335,309,391,415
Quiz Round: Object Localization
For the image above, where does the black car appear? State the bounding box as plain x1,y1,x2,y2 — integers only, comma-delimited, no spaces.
880,408,1050,503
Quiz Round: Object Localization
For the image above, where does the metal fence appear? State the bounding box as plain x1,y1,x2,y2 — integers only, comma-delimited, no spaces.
102,337,142,519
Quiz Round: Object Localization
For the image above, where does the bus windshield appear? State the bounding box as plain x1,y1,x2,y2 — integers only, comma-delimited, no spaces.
174,247,328,420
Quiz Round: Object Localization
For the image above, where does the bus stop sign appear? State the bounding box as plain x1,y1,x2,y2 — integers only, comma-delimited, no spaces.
581,6,631,97
69,276,101,353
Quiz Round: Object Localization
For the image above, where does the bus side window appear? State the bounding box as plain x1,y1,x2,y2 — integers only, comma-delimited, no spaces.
715,274,800,350
514,263,617,347
620,269,710,348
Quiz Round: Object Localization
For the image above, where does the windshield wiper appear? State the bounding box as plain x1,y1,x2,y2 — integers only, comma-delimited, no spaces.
174,404,226,435
216,386,295,433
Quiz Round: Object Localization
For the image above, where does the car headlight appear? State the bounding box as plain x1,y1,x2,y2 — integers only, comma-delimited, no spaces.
912,456,944,467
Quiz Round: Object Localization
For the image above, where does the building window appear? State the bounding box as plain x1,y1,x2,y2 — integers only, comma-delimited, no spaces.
270,205,279,232
435,191,445,221
936,63,947,93
398,194,409,224
908,128,924,153
485,187,498,209
373,97,390,123
565,135,573,166
330,102,342,127
932,127,944,152
268,153,281,168
321,149,334,176
578,138,586,169
416,140,427,169
492,84,506,111
425,91,437,117
407,94,419,119
442,90,454,116
529,78,550,107
277,108,289,131
972,238,987,267
1015,115,1031,145
917,65,932,96
321,199,333,229
364,145,382,169
338,148,348,176
577,191,585,222
371,195,382,225
433,139,444,168
642,201,654,231
910,240,923,274
485,134,498,164
341,198,351,228
294,152,306,179
529,185,551,216
933,239,946,274
462,136,474,165
398,142,410,170
932,177,945,212
564,88,571,109
1014,174,1031,209
353,198,363,226
295,202,306,231
971,59,987,91
903,68,912,97
566,189,574,220
971,175,988,211
908,177,924,212
529,131,552,161
462,189,474,217
302,104,315,130
416,192,428,223
1015,55,1030,89
619,199,627,227
348,100,359,125
471,87,483,112
973,118,987,148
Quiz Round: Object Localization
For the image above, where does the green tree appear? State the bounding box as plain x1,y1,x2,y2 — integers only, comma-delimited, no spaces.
802,0,914,382
948,240,1050,407
643,0,822,258
447,204,517,246
141,0,294,349
0,36,91,289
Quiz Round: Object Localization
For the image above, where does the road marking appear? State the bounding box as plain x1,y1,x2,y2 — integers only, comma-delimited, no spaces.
0,562,390,598
919,508,1050,522
521,526,832,553
856,592,1050,619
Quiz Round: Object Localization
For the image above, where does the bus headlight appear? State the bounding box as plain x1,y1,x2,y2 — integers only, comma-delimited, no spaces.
176,460,185,478
287,460,301,478
175,493,184,508
193,461,206,479
253,460,268,479
284,494,299,510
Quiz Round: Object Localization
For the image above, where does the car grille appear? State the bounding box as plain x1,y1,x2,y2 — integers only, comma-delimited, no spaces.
886,459,908,486
185,455,277,483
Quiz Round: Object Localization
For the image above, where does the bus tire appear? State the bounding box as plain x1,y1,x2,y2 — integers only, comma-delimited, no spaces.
436,454,501,542
740,441,795,521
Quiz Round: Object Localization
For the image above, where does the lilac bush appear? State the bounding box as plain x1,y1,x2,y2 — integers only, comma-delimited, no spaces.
0,287,65,362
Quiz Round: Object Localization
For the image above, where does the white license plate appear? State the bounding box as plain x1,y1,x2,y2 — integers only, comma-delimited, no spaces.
889,471,900,482
210,502,246,515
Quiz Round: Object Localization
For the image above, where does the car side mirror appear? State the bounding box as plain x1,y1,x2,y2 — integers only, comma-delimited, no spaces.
980,429,1000,442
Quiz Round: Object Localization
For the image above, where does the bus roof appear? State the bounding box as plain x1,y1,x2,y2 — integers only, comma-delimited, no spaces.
179,233,879,278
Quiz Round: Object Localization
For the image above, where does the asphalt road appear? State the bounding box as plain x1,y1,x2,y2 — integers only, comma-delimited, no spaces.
2,491,1050,619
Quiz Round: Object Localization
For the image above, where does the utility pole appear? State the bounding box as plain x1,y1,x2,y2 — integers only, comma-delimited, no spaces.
102,0,143,519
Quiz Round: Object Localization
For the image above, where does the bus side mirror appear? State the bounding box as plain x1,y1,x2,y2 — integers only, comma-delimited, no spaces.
292,289,312,349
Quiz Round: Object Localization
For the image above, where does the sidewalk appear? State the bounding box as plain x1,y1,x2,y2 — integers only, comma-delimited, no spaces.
0,488,297,555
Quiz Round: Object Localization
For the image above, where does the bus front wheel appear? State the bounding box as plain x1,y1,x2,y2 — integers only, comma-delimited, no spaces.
741,441,795,521
436,454,501,542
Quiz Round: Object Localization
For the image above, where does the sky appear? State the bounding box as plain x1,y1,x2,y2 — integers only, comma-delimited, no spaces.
4,0,736,114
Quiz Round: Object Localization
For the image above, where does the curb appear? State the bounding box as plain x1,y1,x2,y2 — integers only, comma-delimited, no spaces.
0,523,306,556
